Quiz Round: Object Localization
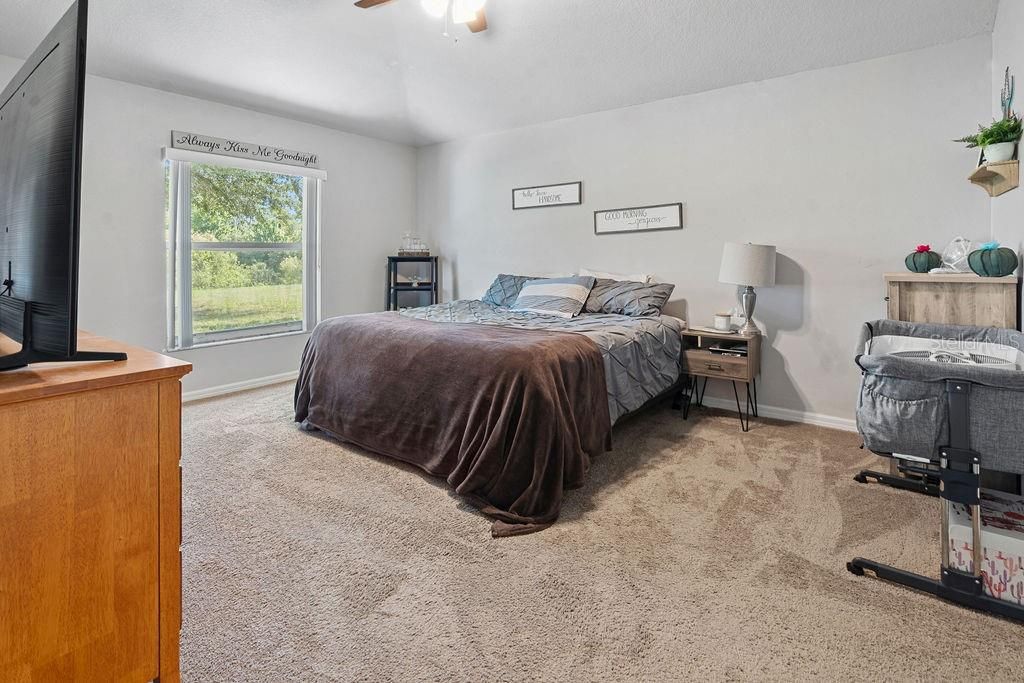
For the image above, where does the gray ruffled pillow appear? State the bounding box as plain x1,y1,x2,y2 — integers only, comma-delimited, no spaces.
584,278,675,316
481,274,536,307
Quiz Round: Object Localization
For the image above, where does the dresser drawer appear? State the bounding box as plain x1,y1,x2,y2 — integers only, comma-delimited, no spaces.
684,349,749,381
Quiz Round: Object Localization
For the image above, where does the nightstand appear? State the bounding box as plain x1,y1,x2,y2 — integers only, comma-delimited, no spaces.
386,256,439,311
677,328,761,431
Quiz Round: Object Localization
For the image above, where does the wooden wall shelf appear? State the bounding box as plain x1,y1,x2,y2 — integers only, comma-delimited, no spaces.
968,160,1019,197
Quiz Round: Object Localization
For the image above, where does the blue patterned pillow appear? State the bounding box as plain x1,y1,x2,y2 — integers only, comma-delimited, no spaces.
481,274,535,307
511,276,596,318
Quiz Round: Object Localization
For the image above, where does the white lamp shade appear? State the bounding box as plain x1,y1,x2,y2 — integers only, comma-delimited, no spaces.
719,242,776,287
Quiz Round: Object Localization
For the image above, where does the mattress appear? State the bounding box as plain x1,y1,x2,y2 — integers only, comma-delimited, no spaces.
401,299,683,423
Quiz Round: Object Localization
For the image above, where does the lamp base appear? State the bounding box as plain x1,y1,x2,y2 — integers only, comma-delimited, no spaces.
739,285,760,336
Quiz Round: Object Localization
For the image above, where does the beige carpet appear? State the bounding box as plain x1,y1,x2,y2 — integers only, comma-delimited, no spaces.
181,384,1024,681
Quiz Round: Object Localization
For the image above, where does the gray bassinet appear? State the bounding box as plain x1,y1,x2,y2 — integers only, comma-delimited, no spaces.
850,319,1024,622
856,319,1024,475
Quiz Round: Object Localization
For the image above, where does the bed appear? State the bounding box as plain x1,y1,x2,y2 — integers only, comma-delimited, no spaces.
294,297,683,536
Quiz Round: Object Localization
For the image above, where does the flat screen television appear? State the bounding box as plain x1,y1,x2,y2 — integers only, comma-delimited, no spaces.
0,0,123,370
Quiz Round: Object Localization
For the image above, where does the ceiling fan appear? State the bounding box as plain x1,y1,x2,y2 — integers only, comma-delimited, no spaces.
354,0,489,34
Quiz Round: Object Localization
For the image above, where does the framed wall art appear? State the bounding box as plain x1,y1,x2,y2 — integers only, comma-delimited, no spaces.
512,181,582,210
594,203,683,235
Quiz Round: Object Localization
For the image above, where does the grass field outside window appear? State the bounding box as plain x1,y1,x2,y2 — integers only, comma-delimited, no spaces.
192,283,302,334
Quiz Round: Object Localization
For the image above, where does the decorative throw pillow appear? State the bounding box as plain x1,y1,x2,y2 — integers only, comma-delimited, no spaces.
584,278,675,316
579,267,652,284
481,274,536,307
511,276,596,318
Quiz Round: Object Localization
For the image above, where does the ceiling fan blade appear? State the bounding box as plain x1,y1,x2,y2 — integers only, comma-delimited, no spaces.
354,0,394,8
466,8,488,33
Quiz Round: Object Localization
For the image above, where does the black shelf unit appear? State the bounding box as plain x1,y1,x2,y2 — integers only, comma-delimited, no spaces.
386,255,439,311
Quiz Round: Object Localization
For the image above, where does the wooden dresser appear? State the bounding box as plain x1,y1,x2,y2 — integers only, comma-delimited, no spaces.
885,272,1020,329
0,332,191,682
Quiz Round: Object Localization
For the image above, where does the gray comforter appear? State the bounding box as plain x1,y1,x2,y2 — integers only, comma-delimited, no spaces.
401,299,683,423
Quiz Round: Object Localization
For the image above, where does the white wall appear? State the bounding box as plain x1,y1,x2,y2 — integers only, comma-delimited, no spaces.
0,54,417,394
992,0,1024,319
416,36,993,424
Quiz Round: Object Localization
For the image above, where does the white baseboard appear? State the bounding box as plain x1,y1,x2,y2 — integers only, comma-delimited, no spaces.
698,396,856,432
182,370,299,403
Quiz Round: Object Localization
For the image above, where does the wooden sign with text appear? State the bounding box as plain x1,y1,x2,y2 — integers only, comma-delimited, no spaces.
171,131,320,169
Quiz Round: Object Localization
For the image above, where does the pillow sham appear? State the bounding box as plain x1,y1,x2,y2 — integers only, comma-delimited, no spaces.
579,267,651,284
511,276,596,318
583,278,675,317
481,274,536,307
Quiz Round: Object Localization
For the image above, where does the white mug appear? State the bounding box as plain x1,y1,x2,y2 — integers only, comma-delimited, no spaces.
713,313,731,331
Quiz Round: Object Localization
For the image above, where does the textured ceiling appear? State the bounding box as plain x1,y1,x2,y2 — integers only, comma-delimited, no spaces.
0,0,1001,146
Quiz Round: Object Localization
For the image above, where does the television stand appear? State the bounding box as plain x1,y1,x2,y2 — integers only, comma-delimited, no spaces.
0,297,127,371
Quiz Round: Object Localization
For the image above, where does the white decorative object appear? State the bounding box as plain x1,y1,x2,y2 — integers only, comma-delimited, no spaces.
593,203,683,235
714,313,732,331
984,142,1017,163
936,236,977,272
719,242,776,336
512,182,582,209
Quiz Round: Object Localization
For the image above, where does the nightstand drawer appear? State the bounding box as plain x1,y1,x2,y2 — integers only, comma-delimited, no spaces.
684,349,748,380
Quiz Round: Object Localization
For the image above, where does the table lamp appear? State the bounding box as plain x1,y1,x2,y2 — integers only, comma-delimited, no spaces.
719,242,776,335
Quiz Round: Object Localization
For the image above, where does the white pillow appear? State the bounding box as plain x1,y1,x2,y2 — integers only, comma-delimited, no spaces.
579,267,651,283
511,276,596,319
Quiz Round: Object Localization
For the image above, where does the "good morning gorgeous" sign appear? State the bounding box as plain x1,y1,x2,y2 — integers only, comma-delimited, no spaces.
594,203,683,235
171,131,320,169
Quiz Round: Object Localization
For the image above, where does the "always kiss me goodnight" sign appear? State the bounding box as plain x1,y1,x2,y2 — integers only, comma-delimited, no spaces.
171,131,320,169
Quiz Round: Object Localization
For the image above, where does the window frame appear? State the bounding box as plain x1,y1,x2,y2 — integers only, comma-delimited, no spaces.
165,157,321,351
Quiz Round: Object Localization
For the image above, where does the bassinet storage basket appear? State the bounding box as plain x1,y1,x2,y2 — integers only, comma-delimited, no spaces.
848,319,1024,622
856,319,1024,474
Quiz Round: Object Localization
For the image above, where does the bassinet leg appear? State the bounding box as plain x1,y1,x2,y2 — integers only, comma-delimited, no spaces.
847,556,1024,623
852,465,940,496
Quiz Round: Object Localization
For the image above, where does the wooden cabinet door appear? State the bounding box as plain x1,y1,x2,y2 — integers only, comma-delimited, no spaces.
0,381,160,682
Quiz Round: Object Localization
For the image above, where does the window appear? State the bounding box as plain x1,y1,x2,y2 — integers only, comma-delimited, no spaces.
166,160,319,349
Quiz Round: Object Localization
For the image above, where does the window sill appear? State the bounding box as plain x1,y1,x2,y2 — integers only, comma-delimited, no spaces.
166,328,310,353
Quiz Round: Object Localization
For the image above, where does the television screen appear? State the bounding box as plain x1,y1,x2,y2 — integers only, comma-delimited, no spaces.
0,0,87,361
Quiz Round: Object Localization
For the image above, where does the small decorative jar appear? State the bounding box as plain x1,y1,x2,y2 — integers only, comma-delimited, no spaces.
968,242,1019,277
905,244,941,273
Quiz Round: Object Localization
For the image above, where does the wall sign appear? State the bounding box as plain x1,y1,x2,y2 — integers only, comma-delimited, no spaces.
512,181,582,210
594,203,684,235
171,131,320,169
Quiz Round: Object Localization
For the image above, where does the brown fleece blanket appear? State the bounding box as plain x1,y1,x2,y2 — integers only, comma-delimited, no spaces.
294,312,612,536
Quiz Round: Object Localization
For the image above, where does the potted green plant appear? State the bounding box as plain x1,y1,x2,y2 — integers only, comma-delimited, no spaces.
955,113,1023,163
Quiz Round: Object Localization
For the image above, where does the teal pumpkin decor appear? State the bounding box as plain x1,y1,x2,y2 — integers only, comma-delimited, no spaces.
968,242,1019,277
905,244,941,273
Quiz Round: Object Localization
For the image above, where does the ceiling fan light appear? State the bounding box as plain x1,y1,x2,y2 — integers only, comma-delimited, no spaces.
452,0,484,23
420,0,448,18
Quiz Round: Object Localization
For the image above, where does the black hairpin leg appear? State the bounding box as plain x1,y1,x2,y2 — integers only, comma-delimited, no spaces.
750,377,758,417
732,381,750,432
694,377,708,407
676,375,697,419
